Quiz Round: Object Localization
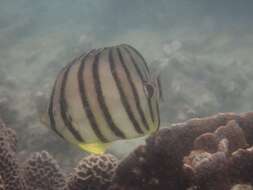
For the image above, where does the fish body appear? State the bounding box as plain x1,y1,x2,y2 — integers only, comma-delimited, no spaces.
46,44,161,154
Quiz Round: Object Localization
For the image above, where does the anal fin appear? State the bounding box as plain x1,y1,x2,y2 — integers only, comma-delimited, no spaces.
78,143,111,155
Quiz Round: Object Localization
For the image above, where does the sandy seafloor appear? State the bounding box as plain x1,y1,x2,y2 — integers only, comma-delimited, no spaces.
0,0,253,170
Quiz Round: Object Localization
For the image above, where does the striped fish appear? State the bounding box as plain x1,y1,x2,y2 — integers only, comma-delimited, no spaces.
44,44,161,154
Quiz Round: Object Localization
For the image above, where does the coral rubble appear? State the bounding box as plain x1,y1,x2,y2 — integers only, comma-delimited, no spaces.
1,112,253,190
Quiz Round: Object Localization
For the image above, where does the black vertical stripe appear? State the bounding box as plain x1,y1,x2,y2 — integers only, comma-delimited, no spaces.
117,48,150,131
93,50,126,139
155,100,160,131
123,44,151,79
109,48,144,134
123,47,155,123
48,81,64,139
48,55,85,140
60,61,85,142
78,51,108,142
157,76,163,101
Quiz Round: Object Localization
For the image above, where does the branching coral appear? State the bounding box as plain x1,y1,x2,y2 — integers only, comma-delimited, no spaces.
1,112,253,190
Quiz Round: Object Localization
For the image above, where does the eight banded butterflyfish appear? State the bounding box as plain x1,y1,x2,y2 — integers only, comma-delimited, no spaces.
43,44,161,154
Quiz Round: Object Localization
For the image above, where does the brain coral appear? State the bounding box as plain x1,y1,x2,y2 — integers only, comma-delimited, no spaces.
0,119,26,190
67,154,119,190
22,151,66,190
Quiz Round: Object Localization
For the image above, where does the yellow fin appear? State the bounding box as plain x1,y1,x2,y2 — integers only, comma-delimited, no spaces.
78,143,111,155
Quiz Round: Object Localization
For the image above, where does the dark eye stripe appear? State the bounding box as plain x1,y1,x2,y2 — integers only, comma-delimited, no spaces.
93,49,126,139
109,48,144,134
117,47,150,131
123,47,155,123
144,83,154,98
78,50,108,143
60,60,85,142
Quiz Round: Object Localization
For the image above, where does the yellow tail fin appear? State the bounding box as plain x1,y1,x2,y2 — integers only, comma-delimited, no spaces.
78,143,111,155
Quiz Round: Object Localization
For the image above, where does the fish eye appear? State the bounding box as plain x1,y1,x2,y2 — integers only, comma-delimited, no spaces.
144,83,154,98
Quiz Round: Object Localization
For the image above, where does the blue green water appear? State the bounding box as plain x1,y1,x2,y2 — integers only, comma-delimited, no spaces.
0,0,253,167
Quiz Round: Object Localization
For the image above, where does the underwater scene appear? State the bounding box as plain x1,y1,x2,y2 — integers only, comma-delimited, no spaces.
0,0,253,189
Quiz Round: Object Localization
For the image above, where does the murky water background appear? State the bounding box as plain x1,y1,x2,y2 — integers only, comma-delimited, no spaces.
0,0,253,168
